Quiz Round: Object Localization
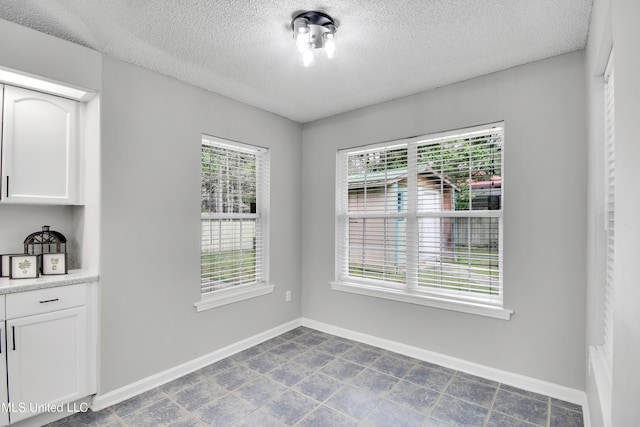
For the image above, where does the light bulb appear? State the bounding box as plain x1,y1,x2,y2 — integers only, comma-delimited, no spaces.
325,38,336,58
302,49,314,67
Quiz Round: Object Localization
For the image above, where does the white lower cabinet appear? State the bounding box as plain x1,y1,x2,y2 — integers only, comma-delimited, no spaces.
0,283,94,425
0,297,8,427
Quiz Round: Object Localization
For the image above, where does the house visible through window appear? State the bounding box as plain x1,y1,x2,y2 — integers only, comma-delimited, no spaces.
200,136,270,303
334,123,506,316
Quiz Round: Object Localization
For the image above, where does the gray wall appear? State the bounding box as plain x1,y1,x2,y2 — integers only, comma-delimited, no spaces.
301,51,587,389
0,205,74,254
0,19,101,92
99,57,302,393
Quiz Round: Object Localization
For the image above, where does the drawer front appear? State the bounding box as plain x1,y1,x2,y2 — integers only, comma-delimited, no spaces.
6,284,87,319
0,295,5,320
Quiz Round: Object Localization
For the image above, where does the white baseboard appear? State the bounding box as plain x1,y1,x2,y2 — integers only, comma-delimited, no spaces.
301,317,589,410
92,318,301,411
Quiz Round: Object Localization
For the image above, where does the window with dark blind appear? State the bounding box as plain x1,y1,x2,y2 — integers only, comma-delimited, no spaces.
334,123,508,318
200,136,270,305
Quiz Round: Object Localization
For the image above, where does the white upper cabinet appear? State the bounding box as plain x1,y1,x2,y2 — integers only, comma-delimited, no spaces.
1,85,79,204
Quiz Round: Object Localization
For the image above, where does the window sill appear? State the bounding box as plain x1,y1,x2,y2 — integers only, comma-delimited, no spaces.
194,282,275,312
330,281,513,320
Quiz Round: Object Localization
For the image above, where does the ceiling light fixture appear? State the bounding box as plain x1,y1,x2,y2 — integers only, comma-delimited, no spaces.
291,11,337,67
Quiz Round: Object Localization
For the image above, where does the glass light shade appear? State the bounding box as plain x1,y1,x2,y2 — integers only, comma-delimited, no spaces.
293,17,309,35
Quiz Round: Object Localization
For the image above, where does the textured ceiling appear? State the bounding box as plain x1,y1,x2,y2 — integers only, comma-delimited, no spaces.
0,1,593,123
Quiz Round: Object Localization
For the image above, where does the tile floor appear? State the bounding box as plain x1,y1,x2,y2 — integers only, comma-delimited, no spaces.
48,327,584,427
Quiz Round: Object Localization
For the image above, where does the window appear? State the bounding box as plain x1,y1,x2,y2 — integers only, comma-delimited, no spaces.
589,49,615,427
334,123,511,319
196,136,272,311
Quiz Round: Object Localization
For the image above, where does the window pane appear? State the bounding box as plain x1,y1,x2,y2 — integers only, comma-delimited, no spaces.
347,147,408,214
201,218,258,292
417,217,500,295
202,145,257,214
348,217,406,284
201,137,266,295
417,131,502,212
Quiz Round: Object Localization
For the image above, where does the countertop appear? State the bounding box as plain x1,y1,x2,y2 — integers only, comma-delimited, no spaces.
0,270,98,295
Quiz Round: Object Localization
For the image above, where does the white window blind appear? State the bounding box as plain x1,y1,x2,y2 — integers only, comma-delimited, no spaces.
336,123,504,307
201,136,269,294
602,52,615,373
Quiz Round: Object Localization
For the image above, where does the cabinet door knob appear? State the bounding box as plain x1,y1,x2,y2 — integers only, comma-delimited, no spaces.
12,326,15,351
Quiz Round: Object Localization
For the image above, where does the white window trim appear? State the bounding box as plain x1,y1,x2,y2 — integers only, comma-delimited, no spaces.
195,282,275,311
331,281,512,320
333,123,512,320
196,135,271,311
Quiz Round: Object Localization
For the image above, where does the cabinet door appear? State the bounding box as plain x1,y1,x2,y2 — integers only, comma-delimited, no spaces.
7,307,88,424
0,327,8,427
1,85,78,204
